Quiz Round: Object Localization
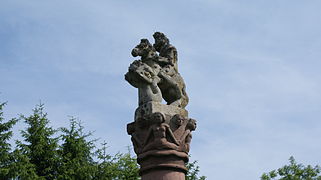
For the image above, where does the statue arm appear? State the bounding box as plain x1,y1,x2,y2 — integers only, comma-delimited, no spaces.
179,129,191,142
164,124,180,146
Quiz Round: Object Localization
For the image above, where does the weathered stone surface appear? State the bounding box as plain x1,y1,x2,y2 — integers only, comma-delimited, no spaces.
135,102,188,122
125,32,196,179
127,111,196,176
142,170,185,180
125,32,189,108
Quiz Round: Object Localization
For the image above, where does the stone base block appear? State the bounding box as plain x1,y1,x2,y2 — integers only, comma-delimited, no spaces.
135,102,188,122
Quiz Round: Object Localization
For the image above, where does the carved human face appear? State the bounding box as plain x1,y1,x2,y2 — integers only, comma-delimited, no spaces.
173,114,184,127
153,112,164,124
187,118,197,131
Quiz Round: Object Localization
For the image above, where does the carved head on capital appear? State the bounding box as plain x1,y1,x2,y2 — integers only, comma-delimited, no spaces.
186,118,197,131
151,112,165,125
171,114,185,128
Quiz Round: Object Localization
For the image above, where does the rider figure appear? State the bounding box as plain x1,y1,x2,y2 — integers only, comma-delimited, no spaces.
153,32,178,73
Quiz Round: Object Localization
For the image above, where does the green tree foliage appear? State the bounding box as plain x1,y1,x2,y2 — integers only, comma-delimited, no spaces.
58,118,96,180
186,160,206,180
261,156,321,180
0,102,18,179
111,152,140,180
94,142,115,180
0,102,206,179
95,144,206,180
17,104,59,180
95,143,140,180
10,148,41,180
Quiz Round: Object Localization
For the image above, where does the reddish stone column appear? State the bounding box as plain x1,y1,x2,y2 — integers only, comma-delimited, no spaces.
125,32,196,179
138,150,188,180
127,102,196,180
142,170,185,180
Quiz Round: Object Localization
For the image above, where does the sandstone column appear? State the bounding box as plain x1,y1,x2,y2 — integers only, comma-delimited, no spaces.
125,32,196,180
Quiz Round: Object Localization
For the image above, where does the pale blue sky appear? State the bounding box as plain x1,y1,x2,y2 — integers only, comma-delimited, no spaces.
1,0,321,179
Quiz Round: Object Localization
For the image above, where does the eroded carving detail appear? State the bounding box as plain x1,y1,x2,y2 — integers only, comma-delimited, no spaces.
127,111,196,175
125,32,196,176
125,32,188,108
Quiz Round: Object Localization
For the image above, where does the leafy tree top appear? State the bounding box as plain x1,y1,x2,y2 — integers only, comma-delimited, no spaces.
261,156,321,180
17,103,59,180
0,102,18,178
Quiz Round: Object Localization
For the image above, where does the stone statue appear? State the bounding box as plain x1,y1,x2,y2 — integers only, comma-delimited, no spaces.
125,32,189,108
125,59,162,106
153,32,178,72
125,33,197,179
